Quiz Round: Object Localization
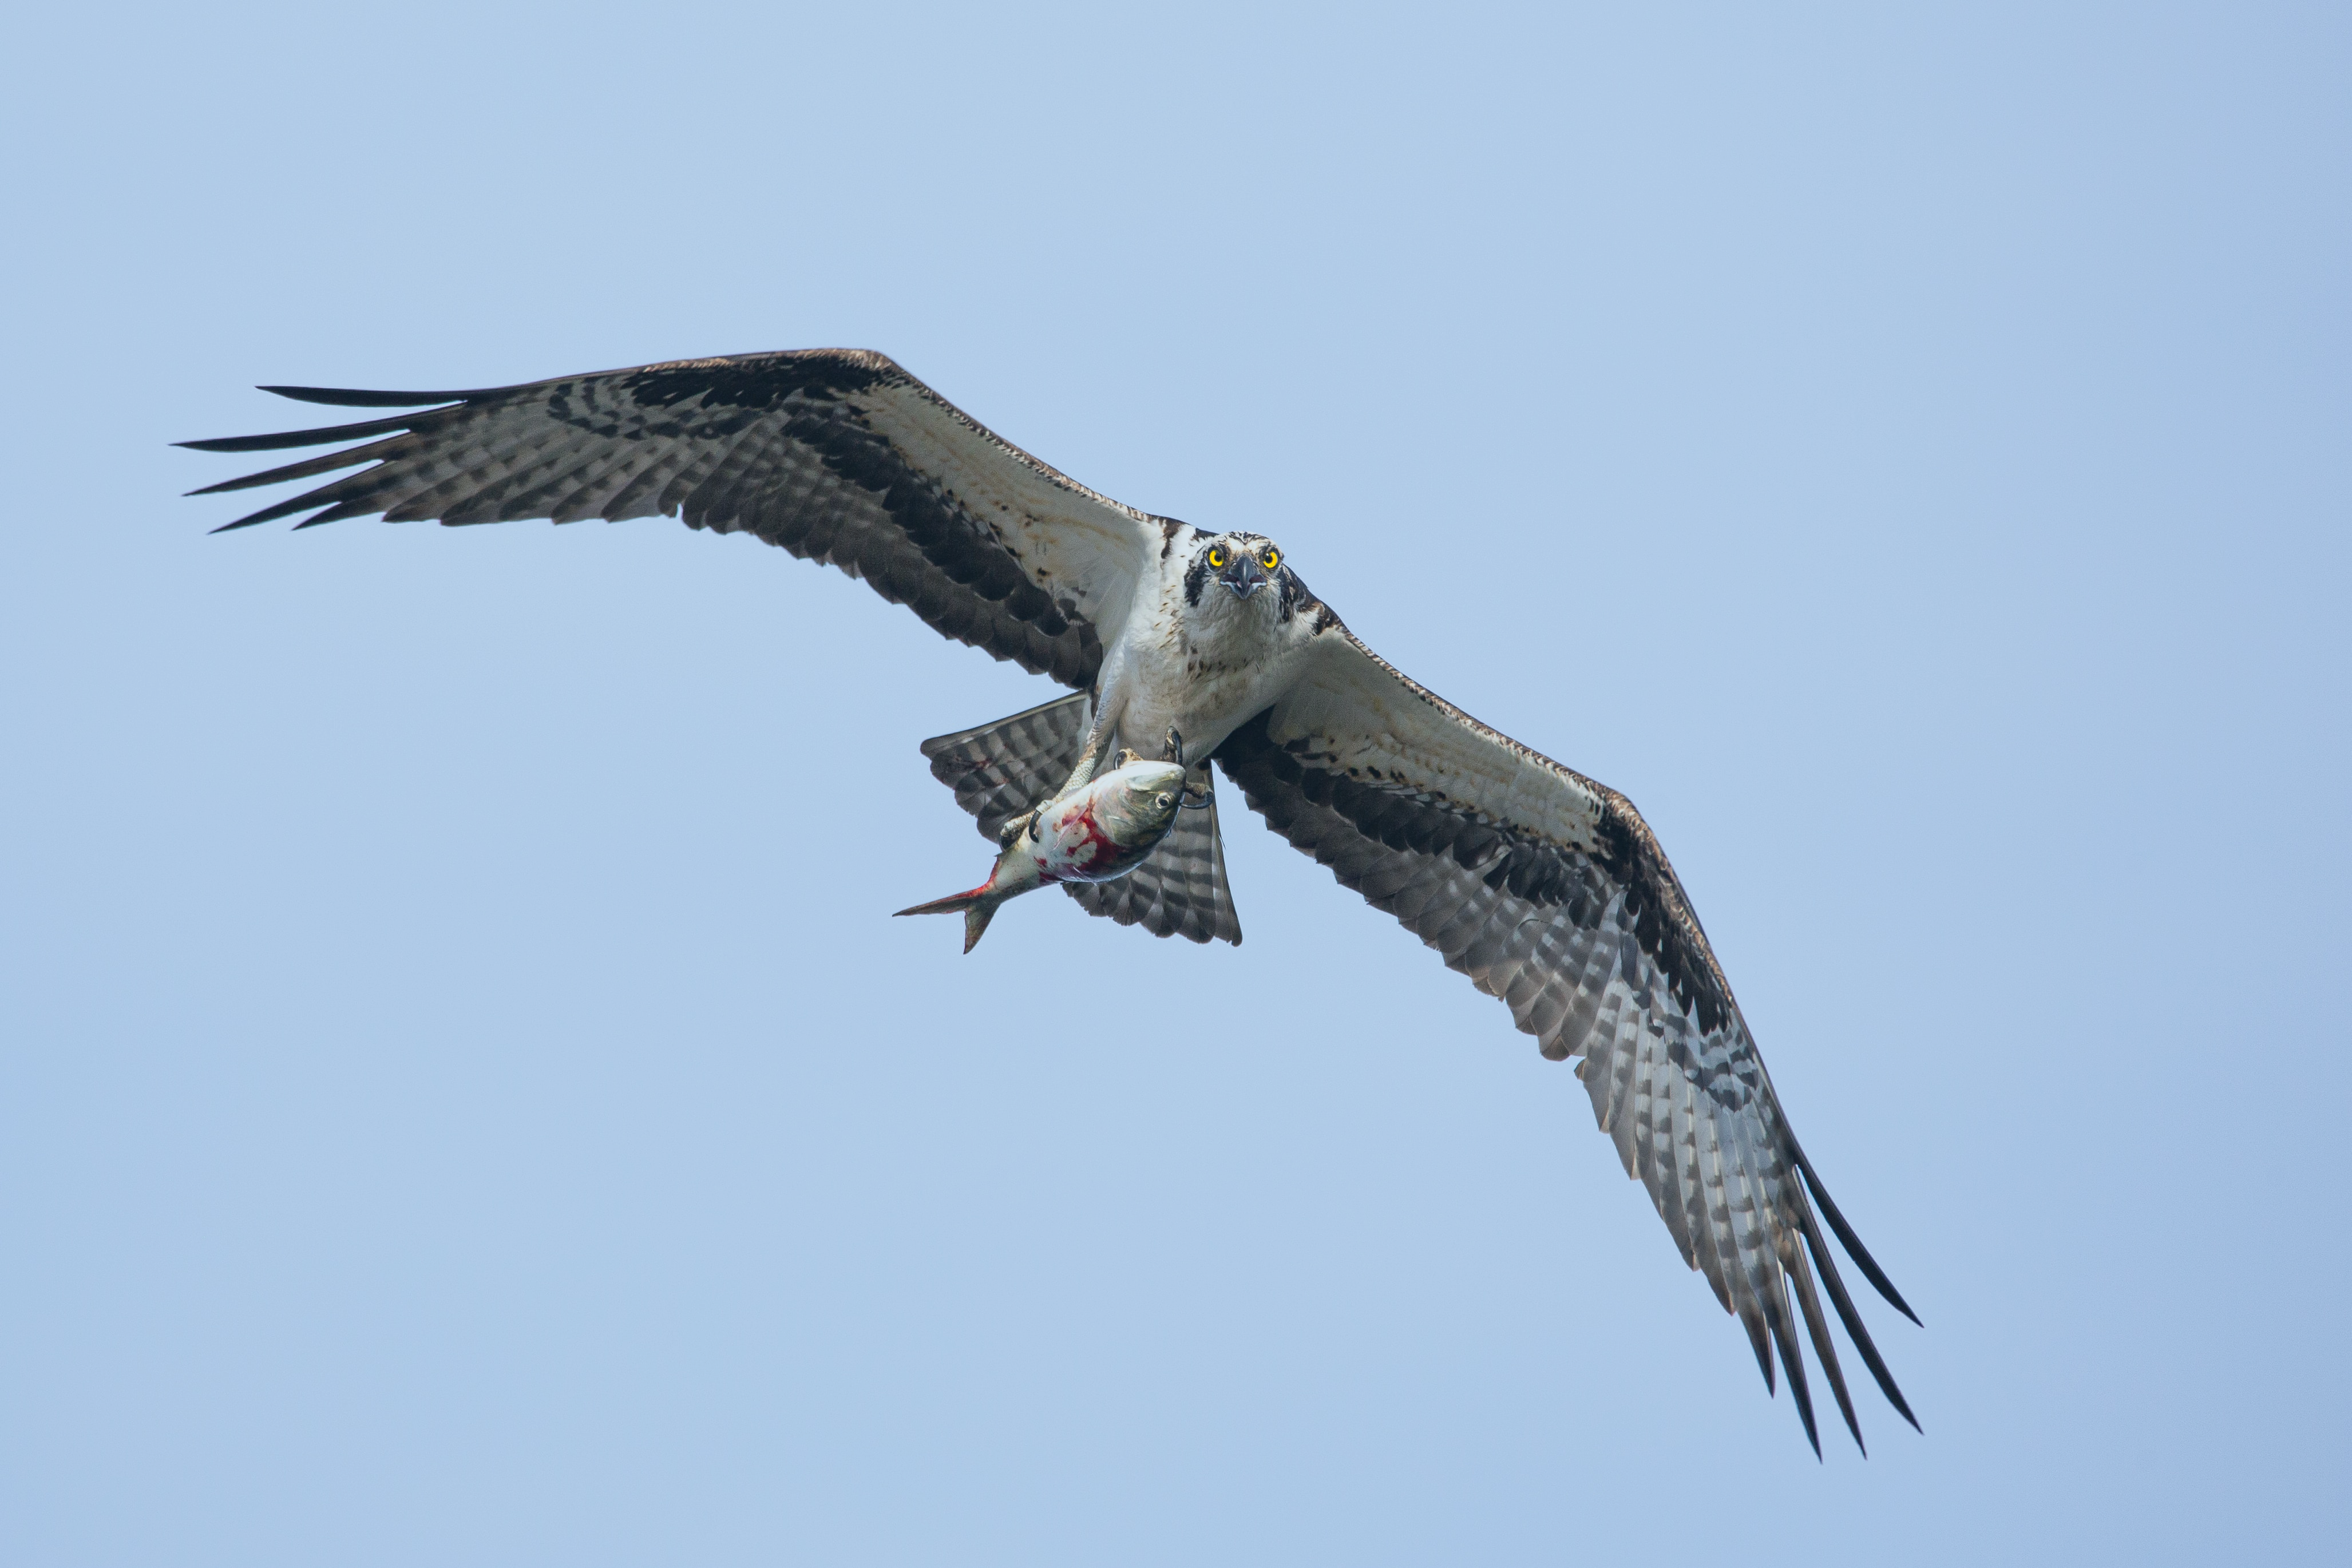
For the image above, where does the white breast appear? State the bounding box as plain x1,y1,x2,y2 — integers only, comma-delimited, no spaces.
1097,552,1318,764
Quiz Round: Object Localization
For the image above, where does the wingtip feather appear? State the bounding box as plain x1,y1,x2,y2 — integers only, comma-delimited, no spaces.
175,412,425,456
1789,1238,1868,1454
1776,1311,1823,1459
258,384,476,408
1794,1193,1922,1436
1792,1142,1921,1326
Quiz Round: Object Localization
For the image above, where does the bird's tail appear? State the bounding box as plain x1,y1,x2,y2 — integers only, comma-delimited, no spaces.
892,881,1004,953
918,692,1090,842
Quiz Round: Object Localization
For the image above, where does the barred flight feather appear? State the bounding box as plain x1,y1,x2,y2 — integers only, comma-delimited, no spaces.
918,695,1242,946
1216,704,1916,1455
180,349,1158,689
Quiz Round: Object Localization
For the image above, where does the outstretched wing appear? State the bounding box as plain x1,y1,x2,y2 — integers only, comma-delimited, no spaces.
1215,627,1919,1454
181,350,1165,688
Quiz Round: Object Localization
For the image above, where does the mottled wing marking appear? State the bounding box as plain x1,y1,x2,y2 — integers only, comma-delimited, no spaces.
1216,632,1919,1454
920,692,1094,842
1066,767,1243,945
181,350,1165,689
920,696,1243,946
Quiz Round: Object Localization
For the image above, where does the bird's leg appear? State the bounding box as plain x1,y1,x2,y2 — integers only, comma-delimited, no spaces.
1148,725,1210,809
1159,726,1210,809
1052,699,1124,798
1052,734,1104,799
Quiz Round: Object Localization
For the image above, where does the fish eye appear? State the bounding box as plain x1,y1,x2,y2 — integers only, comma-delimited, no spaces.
1260,547,1280,569
1155,792,1174,809
1207,547,1225,568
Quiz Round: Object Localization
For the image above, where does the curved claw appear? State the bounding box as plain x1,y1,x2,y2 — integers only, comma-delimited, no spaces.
1178,762,1213,810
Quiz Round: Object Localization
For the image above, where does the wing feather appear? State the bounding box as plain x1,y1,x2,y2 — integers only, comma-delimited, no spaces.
181,349,1163,689
1217,625,1918,1451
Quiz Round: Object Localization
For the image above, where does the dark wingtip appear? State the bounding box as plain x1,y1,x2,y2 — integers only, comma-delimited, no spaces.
258,384,476,408
1764,1296,1822,1458
178,434,290,453
1793,1195,1923,1437
1792,1141,1921,1326
175,412,422,456
1789,1244,1868,1454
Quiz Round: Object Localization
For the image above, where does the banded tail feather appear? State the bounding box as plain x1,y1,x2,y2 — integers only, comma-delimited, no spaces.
920,696,1242,946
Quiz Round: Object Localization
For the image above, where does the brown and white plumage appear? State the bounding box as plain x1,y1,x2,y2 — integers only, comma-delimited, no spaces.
187,350,1156,688
1219,631,1919,1449
183,347,1917,1453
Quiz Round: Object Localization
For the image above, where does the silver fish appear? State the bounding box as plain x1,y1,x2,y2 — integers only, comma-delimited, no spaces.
895,755,1189,952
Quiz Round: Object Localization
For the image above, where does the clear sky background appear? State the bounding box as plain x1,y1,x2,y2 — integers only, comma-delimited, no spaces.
3,3,2345,1563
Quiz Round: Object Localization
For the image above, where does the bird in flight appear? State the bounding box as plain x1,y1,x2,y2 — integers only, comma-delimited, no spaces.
184,348,1919,1454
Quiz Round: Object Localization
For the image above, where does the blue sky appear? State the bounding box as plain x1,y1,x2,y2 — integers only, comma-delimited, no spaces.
3,3,2345,1562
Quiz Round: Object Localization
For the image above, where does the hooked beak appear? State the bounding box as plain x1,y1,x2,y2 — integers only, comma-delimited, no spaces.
1219,556,1270,599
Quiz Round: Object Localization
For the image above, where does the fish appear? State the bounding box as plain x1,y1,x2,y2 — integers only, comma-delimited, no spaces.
895,754,1190,952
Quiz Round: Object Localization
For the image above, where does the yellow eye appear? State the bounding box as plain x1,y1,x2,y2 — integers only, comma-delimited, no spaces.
1207,547,1225,568
1260,548,1280,569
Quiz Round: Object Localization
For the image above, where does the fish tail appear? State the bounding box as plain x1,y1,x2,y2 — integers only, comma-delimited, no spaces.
892,880,1004,953
960,901,999,953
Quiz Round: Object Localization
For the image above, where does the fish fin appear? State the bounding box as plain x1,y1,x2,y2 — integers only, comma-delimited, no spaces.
893,883,988,918
962,901,1000,953
893,884,1005,953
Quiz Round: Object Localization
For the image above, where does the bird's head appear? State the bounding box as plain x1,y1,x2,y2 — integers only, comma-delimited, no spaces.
1186,532,1290,612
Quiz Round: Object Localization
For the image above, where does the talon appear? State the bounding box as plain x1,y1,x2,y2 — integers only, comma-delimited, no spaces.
1161,726,1185,765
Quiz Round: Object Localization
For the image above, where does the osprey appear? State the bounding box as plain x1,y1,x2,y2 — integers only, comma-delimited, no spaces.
184,348,1919,1454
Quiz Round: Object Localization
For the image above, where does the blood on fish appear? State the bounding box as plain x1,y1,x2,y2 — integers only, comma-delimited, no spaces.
896,757,1186,951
